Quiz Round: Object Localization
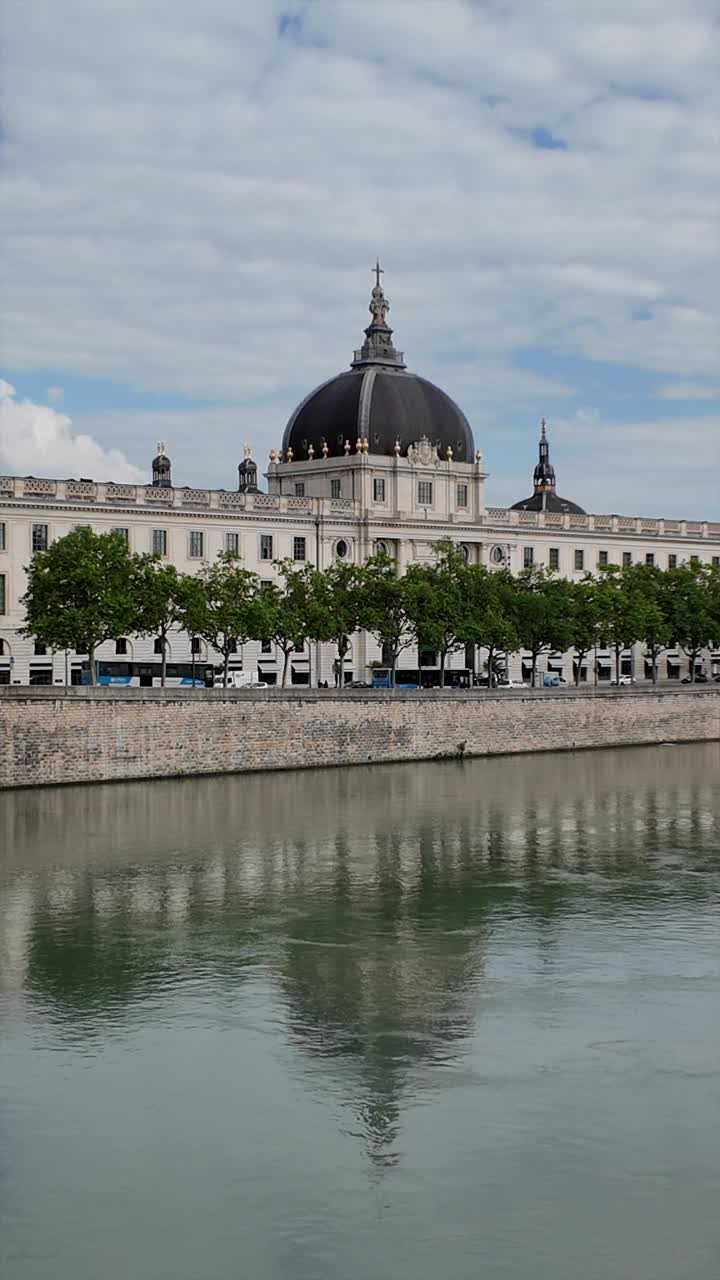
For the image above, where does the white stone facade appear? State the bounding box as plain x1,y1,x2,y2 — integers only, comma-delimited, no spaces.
1,452,719,687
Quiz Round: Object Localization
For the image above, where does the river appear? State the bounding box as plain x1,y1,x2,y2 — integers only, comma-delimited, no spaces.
1,743,719,1279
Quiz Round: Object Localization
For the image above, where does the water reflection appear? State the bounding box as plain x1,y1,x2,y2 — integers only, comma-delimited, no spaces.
2,743,719,1174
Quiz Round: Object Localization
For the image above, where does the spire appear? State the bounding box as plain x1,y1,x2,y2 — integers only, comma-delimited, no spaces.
151,441,172,487
533,417,556,507
351,263,406,369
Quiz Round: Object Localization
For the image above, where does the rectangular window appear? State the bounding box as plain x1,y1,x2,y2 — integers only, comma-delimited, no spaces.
32,523,49,552
331,479,342,499
0,523,6,552
152,528,168,557
261,639,273,654
418,480,433,505
113,527,129,546
0,574,5,615
668,554,677,569
294,482,305,497
154,637,164,655
225,531,240,554
598,550,608,566
713,556,720,568
574,549,584,571
456,483,468,509
116,638,128,655
690,554,699,565
622,552,632,568
645,552,654,566
293,536,306,562
34,641,47,656
260,534,273,561
189,531,204,558
373,478,386,502
549,547,559,571
523,546,534,568
191,636,201,654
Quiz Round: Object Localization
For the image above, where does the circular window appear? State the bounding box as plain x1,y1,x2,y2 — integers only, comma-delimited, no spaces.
335,539,348,559
490,545,505,565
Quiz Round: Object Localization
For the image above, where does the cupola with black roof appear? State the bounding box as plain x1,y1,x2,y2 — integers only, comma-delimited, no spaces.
510,420,585,515
151,442,172,487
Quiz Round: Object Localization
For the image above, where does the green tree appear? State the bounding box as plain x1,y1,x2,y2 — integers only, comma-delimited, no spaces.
622,563,673,684
460,566,517,686
309,560,365,687
594,564,648,684
357,552,415,687
666,562,720,682
512,565,573,688
180,552,262,687
264,561,317,688
567,576,604,686
403,541,469,685
130,558,193,687
21,527,136,684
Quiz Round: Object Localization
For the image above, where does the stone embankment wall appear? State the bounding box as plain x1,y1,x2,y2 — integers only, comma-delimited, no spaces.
0,686,718,790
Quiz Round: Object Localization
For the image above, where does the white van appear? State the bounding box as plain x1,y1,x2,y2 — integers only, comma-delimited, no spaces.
213,670,268,690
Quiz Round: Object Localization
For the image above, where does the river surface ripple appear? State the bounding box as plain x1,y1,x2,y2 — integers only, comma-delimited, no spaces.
1,743,719,1279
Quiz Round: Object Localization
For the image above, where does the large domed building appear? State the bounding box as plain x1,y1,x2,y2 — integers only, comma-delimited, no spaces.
282,264,474,463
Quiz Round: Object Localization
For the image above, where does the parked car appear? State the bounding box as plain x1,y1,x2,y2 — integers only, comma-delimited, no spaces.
345,680,372,689
681,672,708,684
497,679,529,690
543,673,567,687
613,675,634,686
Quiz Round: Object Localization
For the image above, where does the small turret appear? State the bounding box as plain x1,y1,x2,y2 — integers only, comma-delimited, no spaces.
238,443,260,494
152,442,172,488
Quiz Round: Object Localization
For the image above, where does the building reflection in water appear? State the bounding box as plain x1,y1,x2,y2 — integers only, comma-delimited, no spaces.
1,742,719,1166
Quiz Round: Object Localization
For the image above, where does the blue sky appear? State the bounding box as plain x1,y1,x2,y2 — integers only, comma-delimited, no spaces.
2,0,719,515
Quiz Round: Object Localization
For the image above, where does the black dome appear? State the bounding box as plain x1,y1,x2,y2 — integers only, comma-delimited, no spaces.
510,491,586,515
282,367,474,460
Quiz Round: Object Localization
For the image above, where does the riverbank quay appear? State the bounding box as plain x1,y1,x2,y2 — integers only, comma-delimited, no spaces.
1,685,719,791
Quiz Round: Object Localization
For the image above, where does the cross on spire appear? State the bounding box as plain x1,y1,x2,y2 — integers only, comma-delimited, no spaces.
540,417,547,440
373,259,384,288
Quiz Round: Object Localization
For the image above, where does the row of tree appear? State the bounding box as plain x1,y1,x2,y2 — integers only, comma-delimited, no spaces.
22,527,720,685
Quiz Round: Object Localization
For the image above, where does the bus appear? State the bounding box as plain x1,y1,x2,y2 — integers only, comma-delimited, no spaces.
371,668,472,690
83,661,215,688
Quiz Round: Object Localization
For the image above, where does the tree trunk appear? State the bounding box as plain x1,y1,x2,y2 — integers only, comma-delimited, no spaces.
651,650,658,684
486,645,495,688
390,651,397,688
282,648,291,688
161,631,167,687
223,647,230,687
440,648,447,687
531,651,538,689
88,643,96,685
615,643,622,685
338,637,347,689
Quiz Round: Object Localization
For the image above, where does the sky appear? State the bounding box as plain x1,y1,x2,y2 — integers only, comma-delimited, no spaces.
1,0,719,517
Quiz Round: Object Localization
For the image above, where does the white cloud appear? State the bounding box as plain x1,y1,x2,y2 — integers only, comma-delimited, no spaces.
0,1,718,516
0,382,145,483
46,384,64,402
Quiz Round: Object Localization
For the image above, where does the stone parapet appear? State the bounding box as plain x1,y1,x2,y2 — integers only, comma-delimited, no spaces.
1,686,718,790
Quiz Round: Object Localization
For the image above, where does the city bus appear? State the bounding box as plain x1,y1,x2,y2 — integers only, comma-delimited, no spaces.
83,661,215,687
371,668,472,689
